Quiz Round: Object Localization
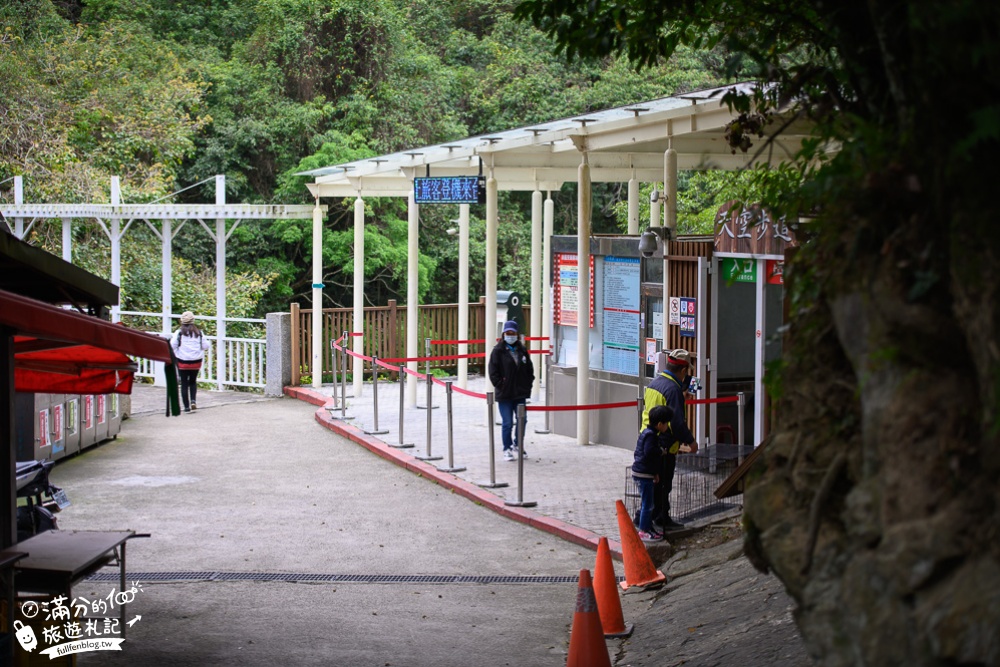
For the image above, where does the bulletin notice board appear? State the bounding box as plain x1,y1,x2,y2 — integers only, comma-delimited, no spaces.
553,252,594,328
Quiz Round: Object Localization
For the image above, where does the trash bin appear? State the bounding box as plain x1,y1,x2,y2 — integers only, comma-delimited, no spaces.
495,291,524,339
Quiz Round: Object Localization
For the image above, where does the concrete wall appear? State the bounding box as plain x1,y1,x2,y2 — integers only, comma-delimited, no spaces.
265,312,291,396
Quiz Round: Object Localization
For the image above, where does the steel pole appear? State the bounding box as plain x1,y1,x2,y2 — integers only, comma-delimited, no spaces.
477,392,508,489
437,381,465,473
365,355,388,435
391,364,414,448
504,403,536,507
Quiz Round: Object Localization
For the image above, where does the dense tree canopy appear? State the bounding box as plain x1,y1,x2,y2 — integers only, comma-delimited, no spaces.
1,0,752,318
517,0,1000,665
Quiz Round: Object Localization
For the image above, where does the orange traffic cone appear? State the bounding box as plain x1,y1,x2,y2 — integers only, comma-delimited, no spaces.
615,499,667,591
593,537,634,637
566,569,612,667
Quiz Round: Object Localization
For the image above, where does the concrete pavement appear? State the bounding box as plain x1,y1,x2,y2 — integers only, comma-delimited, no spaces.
33,382,809,666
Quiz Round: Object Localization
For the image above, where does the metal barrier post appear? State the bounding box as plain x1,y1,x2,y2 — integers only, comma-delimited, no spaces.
477,392,508,489
504,403,536,507
417,337,437,410
329,339,340,409
391,364,414,448
365,355,389,436
416,372,442,461
436,381,465,473
636,396,644,433
737,392,746,465
338,330,353,420
534,370,551,434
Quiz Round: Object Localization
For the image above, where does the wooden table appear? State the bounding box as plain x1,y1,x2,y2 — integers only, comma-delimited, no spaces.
12,530,146,639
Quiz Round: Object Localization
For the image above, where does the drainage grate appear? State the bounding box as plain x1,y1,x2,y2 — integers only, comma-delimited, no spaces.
85,572,605,585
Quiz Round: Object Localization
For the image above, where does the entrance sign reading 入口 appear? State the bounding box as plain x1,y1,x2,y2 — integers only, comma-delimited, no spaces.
553,253,594,328
601,256,641,376
721,257,757,283
413,176,485,204
679,297,696,338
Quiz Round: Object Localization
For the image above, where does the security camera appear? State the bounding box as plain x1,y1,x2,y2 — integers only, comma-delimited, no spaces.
638,230,658,258
649,189,660,203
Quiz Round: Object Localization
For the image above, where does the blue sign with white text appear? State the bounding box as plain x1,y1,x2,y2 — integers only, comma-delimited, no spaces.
413,177,484,204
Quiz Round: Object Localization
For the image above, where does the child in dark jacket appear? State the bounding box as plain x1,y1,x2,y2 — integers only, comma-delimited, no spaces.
632,404,673,541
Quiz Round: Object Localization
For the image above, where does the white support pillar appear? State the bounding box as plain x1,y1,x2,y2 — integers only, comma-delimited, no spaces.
457,204,470,389
530,188,542,401
311,200,324,389
754,258,766,447
353,196,365,398
577,154,592,446
627,171,639,235
406,191,419,407
13,176,23,238
665,147,678,233
161,219,173,337
215,175,227,390
61,218,72,262
110,177,122,323
650,190,661,231
484,171,498,391
541,191,554,388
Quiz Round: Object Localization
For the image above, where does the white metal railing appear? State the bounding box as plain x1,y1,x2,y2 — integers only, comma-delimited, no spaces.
124,313,267,390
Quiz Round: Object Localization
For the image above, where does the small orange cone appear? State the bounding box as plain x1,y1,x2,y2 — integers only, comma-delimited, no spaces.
615,499,667,591
593,537,634,637
566,569,612,667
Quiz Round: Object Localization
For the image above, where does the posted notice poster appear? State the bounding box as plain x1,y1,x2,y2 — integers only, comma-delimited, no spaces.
553,253,594,327
602,256,641,375
679,297,696,338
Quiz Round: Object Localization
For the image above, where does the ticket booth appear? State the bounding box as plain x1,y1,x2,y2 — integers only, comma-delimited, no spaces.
545,201,796,453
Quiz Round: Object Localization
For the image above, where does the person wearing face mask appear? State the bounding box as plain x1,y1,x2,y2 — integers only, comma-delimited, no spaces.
488,320,535,461
639,348,698,531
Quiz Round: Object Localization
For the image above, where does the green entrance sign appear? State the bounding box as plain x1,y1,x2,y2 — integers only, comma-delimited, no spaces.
721,258,757,283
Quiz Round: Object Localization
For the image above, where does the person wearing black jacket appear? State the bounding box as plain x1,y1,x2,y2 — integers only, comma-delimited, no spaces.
488,320,535,461
632,404,674,541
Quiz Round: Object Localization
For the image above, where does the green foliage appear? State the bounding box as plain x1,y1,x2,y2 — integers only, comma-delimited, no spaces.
3,0,738,321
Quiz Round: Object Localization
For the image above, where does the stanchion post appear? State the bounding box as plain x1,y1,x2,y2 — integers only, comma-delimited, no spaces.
477,392,508,489
416,372,442,461
437,381,465,473
737,392,746,465
338,330,354,420
365,355,389,436
329,339,340,409
390,364,414,449
504,403,536,507
417,337,437,410
636,396,644,432
534,349,551,434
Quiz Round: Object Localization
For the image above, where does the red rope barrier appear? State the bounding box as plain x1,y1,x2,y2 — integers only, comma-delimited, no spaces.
451,385,487,399
688,396,740,405
343,348,373,362
524,336,550,341
373,357,400,371
527,401,637,412
430,339,485,346
528,349,551,355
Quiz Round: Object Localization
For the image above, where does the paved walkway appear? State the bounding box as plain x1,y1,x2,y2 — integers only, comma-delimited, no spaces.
285,374,740,558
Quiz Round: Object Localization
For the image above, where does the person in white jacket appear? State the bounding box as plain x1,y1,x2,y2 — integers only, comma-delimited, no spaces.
171,311,210,412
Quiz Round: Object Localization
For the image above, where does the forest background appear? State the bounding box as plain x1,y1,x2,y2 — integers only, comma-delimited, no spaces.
1,0,762,330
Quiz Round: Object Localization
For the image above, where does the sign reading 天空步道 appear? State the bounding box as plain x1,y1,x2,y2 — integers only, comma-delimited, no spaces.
413,176,485,204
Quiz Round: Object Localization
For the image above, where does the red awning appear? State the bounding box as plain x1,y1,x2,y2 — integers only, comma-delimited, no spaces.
1,289,174,395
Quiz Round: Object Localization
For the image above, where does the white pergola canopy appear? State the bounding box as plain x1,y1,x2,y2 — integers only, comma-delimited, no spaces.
303,83,818,446
301,82,814,197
